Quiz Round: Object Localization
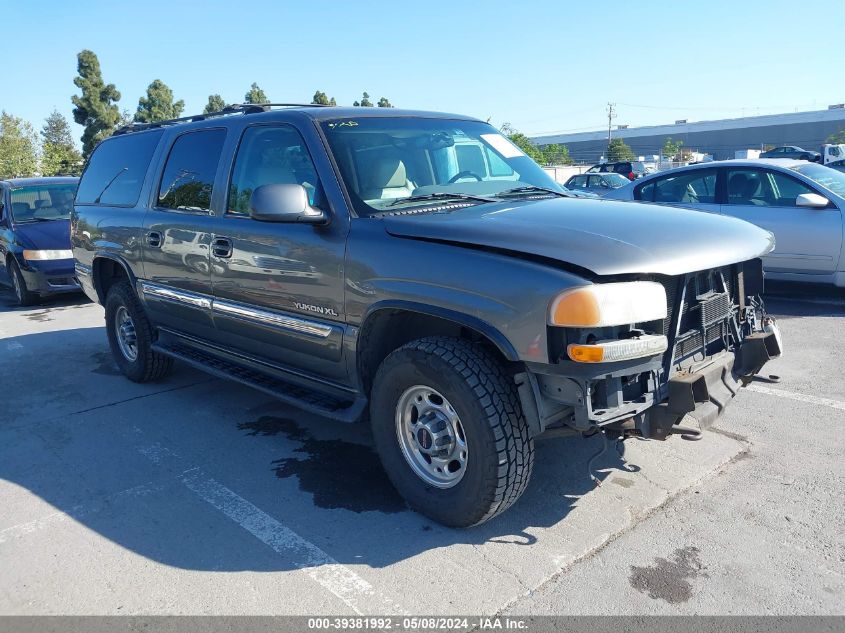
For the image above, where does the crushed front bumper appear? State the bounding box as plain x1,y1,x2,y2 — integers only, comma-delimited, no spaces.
518,329,782,440
635,329,781,440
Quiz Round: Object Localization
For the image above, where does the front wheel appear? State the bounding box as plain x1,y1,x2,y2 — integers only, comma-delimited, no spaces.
370,337,534,527
105,281,173,382
8,259,37,306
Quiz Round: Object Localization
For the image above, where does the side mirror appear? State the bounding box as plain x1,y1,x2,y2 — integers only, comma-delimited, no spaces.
249,184,329,224
795,192,830,209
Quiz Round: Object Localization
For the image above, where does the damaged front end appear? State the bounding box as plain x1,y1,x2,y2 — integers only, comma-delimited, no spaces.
518,258,782,440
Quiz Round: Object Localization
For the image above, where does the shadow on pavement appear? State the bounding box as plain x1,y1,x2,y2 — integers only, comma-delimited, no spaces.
763,281,845,318
0,284,90,314
0,325,634,573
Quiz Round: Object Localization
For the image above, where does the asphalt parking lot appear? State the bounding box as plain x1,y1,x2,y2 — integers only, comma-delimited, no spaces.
0,283,843,616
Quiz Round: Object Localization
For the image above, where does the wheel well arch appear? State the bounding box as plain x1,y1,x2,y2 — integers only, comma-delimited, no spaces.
92,256,134,303
356,305,520,395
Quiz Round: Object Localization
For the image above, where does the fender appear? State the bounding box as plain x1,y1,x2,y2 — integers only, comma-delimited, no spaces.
358,299,520,362
90,252,138,304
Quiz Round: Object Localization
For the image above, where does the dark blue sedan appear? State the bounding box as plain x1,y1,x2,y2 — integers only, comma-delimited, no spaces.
0,177,80,305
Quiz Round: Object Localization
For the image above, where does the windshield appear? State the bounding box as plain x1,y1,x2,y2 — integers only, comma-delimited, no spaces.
9,184,77,222
791,163,845,198
320,117,564,216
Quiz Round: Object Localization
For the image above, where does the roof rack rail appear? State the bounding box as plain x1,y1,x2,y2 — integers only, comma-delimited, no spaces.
112,102,334,136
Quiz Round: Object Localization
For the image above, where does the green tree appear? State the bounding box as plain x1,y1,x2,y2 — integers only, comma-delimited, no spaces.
353,92,373,107
204,94,227,114
500,122,545,163
71,49,121,158
311,90,336,106
542,143,572,165
117,109,134,128
0,112,39,179
661,136,684,160
244,82,269,104
134,79,185,123
377,97,393,108
40,110,83,176
827,128,845,144
606,138,636,162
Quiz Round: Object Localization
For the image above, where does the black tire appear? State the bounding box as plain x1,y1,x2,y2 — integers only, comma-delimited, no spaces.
370,336,534,527
105,281,173,383
8,259,38,306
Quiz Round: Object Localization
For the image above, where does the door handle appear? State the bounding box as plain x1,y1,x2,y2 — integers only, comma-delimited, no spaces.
212,237,233,259
147,231,162,248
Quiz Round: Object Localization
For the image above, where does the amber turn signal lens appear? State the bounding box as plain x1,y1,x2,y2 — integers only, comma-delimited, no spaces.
567,345,605,363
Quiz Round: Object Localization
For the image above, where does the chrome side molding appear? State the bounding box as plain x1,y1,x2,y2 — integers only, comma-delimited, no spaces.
139,281,333,339
140,282,212,310
213,299,333,338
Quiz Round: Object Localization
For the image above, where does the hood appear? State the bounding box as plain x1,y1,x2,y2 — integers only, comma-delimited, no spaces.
13,219,71,250
382,198,774,277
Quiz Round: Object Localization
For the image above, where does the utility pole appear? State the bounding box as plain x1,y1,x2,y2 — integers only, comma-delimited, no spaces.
606,102,616,160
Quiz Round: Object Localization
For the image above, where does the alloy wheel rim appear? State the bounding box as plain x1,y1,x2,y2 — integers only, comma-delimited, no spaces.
395,385,468,488
115,306,138,361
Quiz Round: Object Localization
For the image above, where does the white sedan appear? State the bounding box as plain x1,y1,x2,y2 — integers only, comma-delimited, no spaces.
604,158,845,287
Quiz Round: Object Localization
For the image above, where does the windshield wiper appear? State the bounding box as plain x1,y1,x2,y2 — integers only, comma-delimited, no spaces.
387,192,497,207
495,185,573,199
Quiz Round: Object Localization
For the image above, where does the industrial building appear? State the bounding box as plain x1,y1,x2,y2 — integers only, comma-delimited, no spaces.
531,105,845,163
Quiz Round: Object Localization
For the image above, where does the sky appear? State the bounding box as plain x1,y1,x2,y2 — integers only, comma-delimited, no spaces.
3,0,844,147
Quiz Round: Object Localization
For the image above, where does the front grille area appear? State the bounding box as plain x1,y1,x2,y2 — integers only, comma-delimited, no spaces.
655,265,739,368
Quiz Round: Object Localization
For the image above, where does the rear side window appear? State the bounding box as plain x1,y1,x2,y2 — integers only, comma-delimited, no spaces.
568,175,587,189
76,130,163,206
650,169,717,204
158,129,226,212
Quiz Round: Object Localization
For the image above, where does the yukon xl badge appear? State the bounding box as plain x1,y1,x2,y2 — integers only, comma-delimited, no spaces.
294,302,338,317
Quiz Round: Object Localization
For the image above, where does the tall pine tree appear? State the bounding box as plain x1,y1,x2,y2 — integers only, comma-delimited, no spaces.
71,50,121,158
204,94,226,114
353,92,373,107
135,79,185,123
244,83,269,104
41,110,83,176
311,91,336,106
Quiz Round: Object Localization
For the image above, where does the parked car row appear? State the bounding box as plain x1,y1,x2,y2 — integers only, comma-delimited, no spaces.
585,160,649,180
564,172,631,194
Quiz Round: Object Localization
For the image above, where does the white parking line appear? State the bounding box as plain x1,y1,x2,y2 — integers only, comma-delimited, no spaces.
182,473,406,616
747,384,845,412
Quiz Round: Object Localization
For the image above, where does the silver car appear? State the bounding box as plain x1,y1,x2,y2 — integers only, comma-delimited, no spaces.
604,158,845,287
564,172,631,196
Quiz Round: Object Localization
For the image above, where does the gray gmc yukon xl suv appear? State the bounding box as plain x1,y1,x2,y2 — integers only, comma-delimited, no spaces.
71,104,781,527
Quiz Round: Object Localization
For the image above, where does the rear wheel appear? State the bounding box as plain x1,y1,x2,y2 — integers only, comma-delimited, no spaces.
370,336,534,527
8,259,37,306
105,281,173,382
